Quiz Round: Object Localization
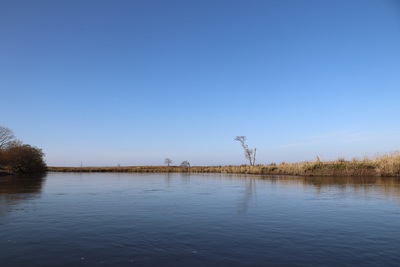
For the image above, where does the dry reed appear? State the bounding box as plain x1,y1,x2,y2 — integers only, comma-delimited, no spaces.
47,151,400,177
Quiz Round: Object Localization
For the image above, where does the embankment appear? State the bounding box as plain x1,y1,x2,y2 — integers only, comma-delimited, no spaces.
48,151,400,177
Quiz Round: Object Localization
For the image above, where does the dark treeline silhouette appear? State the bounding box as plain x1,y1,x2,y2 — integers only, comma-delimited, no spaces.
0,126,46,174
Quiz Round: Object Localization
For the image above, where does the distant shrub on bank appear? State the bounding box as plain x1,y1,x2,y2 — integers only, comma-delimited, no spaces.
1,143,47,173
0,126,47,174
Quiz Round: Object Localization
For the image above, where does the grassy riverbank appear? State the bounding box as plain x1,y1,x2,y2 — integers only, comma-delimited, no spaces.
48,151,400,177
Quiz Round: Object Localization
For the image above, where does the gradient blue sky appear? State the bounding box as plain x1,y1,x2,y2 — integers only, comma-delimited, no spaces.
1,0,399,166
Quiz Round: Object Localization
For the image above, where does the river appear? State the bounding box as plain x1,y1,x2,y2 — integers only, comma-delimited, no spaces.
1,173,399,266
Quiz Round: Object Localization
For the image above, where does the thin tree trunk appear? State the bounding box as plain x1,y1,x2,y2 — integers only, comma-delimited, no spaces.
252,148,257,166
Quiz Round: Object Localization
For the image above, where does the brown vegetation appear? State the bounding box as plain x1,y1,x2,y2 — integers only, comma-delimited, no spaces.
0,126,47,174
48,151,400,177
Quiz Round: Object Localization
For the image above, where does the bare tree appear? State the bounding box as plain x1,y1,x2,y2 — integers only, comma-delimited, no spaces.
180,161,190,167
234,136,257,166
0,126,15,148
164,158,172,166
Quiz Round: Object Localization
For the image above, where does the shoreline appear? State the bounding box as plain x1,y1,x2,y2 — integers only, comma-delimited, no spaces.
47,160,399,177
3,151,398,177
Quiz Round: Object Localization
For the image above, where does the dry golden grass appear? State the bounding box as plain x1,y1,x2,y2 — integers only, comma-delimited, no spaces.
47,151,400,177
373,151,400,176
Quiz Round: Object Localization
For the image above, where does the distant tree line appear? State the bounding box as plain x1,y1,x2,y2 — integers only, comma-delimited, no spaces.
0,126,46,174
164,158,191,168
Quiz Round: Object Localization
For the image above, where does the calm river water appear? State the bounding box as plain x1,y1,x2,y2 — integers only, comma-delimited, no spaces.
1,173,400,266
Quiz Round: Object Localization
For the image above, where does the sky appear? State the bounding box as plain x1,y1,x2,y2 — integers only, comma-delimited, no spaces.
1,0,400,166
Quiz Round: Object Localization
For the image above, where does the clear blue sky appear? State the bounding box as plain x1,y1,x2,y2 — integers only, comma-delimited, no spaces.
1,0,399,166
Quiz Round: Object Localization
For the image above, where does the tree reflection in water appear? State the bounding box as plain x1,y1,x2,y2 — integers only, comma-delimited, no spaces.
237,178,257,214
0,174,46,217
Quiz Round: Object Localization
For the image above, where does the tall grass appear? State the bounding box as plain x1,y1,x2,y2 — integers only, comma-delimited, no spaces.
374,151,400,176
48,151,400,177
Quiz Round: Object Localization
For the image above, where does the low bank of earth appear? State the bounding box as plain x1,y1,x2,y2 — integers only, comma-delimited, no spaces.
48,160,400,177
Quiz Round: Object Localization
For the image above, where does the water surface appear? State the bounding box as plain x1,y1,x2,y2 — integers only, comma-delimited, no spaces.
1,173,400,266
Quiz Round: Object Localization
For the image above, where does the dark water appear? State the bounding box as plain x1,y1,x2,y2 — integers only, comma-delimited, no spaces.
1,173,400,266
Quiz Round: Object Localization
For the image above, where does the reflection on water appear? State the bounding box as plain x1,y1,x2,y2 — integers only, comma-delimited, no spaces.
265,175,400,201
0,174,46,217
237,178,257,213
1,173,400,267
167,173,400,212
166,173,400,213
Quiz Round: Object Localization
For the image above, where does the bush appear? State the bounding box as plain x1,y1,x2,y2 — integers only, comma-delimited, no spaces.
2,143,46,173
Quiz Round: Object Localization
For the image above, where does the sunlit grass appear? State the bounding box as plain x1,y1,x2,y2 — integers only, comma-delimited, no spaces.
47,151,400,177
373,151,400,176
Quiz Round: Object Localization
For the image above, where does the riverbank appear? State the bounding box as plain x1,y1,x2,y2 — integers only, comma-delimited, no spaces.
48,152,400,177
